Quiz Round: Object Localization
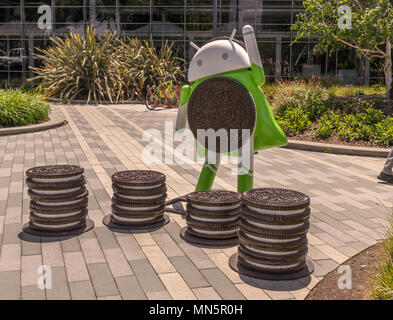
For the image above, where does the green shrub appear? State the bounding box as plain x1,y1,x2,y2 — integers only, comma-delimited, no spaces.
31,27,185,103
117,37,185,98
315,110,340,139
272,78,330,121
276,107,312,136
0,89,50,128
373,118,393,147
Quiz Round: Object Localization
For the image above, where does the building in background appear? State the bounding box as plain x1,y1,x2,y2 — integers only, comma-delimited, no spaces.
0,0,383,86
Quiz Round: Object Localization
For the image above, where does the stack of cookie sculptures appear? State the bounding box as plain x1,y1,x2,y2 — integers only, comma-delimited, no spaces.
181,190,242,246
24,165,94,236
229,188,313,280
103,170,169,231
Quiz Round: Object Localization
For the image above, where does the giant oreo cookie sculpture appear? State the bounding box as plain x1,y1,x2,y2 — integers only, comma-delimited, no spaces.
180,190,241,246
23,165,94,237
229,188,314,280
103,170,169,231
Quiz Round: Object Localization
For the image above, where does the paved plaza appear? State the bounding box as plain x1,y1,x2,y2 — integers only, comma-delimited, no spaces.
0,104,392,300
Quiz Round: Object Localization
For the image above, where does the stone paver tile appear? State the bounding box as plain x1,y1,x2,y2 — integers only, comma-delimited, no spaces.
87,210,104,228
178,243,216,269
63,251,90,282
117,235,145,261
170,256,210,289
2,223,21,244
134,233,156,246
60,237,81,252
146,291,172,300
103,247,133,277
87,263,119,298
129,259,166,293
142,245,176,274
94,227,119,250
80,238,106,264
0,243,21,271
20,233,41,256
235,283,272,300
69,280,96,300
159,272,196,300
46,266,71,300
0,216,4,234
164,222,185,244
307,245,330,261
21,285,46,300
115,276,147,300
307,233,326,246
314,244,349,264
192,287,222,300
0,270,20,300
5,207,21,224
42,241,64,267
152,233,184,257
207,252,242,284
97,295,122,300
21,255,42,286
201,268,246,300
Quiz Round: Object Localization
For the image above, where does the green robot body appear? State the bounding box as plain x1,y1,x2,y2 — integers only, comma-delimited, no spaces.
175,26,287,193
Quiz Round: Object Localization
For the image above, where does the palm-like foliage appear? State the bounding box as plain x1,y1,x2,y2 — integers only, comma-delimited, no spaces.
31,28,185,104
31,27,126,104
117,37,185,98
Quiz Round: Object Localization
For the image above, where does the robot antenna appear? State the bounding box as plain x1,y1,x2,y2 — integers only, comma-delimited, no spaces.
190,42,200,51
229,29,237,42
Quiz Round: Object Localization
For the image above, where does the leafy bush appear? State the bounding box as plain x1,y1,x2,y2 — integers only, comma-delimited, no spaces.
32,27,125,104
276,107,312,136
31,28,185,103
0,89,50,128
117,37,185,98
272,78,330,121
373,118,393,147
315,110,341,139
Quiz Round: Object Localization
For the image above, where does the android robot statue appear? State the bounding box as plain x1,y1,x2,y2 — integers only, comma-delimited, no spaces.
175,25,287,194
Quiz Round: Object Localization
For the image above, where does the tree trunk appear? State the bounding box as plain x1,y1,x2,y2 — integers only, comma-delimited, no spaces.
384,39,392,99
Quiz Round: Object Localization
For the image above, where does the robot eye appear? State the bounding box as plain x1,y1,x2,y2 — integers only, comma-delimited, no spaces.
197,59,203,66
222,53,228,60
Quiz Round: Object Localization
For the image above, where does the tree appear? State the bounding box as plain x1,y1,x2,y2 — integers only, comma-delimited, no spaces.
292,0,393,96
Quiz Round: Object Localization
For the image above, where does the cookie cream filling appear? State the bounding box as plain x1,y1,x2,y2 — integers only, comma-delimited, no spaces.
31,175,82,183
112,214,158,222
32,220,81,229
242,258,302,270
191,203,241,211
36,199,85,206
246,205,306,215
245,219,305,230
244,244,300,256
189,214,238,223
244,231,301,243
33,210,83,219
116,183,163,190
190,227,238,235
31,187,81,195
115,204,161,211
117,194,163,200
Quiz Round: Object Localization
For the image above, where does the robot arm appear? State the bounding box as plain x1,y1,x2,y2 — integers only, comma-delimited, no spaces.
242,25,265,86
175,85,191,131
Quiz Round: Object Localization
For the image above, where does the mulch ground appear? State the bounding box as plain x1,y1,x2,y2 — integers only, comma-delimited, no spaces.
306,244,385,300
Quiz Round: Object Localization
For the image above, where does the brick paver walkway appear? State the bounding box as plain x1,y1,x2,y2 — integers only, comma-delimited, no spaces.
0,104,392,300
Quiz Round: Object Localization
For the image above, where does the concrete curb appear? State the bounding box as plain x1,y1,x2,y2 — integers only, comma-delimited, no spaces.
0,117,67,136
283,139,390,158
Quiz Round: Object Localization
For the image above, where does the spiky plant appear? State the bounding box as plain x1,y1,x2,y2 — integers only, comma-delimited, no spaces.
31,26,127,104
117,37,186,98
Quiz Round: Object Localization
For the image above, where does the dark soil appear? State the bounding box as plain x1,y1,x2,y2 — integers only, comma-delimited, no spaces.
306,244,385,300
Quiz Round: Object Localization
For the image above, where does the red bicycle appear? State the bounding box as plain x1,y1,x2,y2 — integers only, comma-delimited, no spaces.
145,80,181,110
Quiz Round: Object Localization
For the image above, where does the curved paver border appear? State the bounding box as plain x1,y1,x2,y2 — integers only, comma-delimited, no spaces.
0,117,67,136
283,139,390,158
